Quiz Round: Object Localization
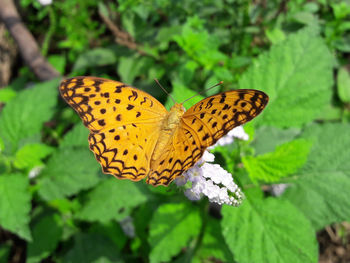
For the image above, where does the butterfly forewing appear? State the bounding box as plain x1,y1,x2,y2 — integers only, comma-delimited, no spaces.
59,77,168,181
181,89,269,147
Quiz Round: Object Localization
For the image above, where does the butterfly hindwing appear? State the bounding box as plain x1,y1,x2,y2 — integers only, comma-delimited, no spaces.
147,123,201,185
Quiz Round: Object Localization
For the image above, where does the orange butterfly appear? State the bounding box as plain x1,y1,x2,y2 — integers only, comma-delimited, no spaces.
60,77,268,186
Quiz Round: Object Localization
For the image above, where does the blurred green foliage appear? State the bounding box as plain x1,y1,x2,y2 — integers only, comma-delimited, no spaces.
1,0,350,263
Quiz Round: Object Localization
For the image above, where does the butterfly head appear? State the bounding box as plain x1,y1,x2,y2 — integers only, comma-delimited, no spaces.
166,103,186,126
170,103,186,113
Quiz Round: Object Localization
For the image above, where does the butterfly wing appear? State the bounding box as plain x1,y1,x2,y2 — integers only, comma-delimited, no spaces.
59,76,168,181
181,89,269,147
147,89,268,186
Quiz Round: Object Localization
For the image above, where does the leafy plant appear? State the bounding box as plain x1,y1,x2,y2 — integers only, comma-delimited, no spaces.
0,1,349,263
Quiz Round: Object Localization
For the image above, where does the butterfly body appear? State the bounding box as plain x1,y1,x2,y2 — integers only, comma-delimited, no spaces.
150,103,185,164
60,76,268,186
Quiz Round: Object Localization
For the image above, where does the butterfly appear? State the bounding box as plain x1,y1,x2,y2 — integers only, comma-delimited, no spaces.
59,76,268,186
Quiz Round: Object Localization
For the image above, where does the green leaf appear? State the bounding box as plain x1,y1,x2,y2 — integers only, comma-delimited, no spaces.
165,81,204,111
282,123,350,229
332,2,350,19
149,202,201,263
133,202,158,256
156,25,182,50
117,56,154,84
14,143,54,170
73,48,118,72
76,179,148,223
252,126,301,155
38,148,100,201
0,137,4,154
177,60,199,86
62,233,123,263
89,221,127,251
174,19,227,70
0,88,17,103
239,27,334,128
221,191,318,263
243,139,312,183
316,103,343,121
337,67,350,103
0,244,11,263
265,28,286,44
0,78,59,152
48,55,66,74
193,217,233,263
27,213,62,263
0,174,31,241
60,122,89,148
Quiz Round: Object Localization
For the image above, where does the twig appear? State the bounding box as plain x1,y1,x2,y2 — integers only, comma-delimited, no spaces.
0,0,60,81
325,226,339,243
99,11,147,56
273,0,289,20
0,22,17,87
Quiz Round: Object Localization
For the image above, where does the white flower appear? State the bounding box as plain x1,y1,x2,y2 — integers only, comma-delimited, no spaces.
119,216,135,238
184,187,201,201
178,151,244,206
209,126,249,149
37,0,52,6
176,126,249,206
28,166,43,179
271,184,289,196
228,126,249,141
201,151,215,162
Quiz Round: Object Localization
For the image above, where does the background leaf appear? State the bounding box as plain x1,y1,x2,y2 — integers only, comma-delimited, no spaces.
0,174,31,241
62,233,123,263
242,139,312,183
73,47,118,72
27,213,62,263
149,202,201,263
222,190,318,263
76,179,149,223
337,67,350,103
14,143,54,170
0,79,59,152
60,122,89,148
193,217,234,263
239,27,334,128
0,244,11,263
37,148,100,201
251,126,301,155
0,88,16,103
282,123,350,229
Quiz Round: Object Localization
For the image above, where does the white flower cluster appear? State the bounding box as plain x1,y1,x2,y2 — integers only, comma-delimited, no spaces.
175,126,249,206
209,126,249,149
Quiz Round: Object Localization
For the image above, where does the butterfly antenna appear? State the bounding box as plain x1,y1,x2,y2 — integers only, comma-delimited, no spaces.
181,81,224,104
154,79,176,104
